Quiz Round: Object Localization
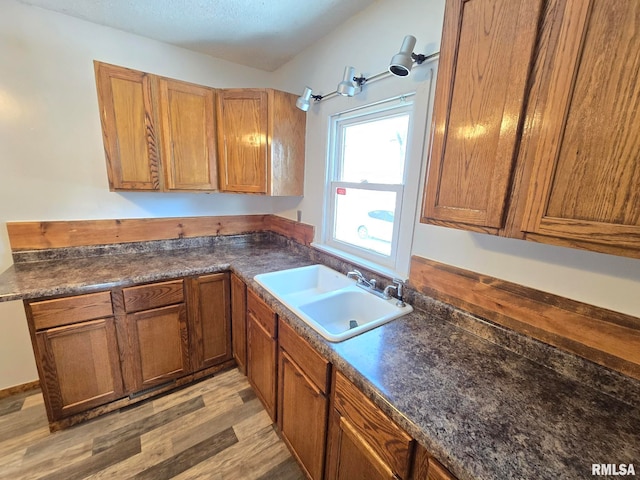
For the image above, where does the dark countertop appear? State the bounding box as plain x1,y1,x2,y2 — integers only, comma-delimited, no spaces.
1,235,639,480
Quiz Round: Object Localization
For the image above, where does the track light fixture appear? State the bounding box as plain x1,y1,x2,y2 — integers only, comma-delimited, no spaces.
295,35,438,111
388,35,433,77
295,86,313,111
337,66,357,96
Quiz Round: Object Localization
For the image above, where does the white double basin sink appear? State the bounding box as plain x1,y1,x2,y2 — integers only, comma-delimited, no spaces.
254,264,413,342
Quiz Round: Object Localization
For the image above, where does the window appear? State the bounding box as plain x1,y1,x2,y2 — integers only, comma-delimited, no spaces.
322,96,415,273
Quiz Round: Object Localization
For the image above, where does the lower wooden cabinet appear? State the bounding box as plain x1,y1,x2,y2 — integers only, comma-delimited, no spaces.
326,371,415,480
122,280,191,390
426,459,457,480
230,273,247,374
24,274,232,427
126,303,190,390
188,273,232,371
246,288,278,420
412,444,458,480
278,319,331,480
34,317,124,420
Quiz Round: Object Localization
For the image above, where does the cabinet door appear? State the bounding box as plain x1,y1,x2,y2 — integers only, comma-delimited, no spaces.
421,0,544,232
217,89,269,193
520,0,640,256
35,318,124,420
269,89,306,196
278,319,330,480
246,289,277,420
279,351,328,480
189,273,232,371
128,304,190,390
327,371,414,480
247,314,277,420
158,78,218,191
231,273,247,374
94,61,161,191
326,413,398,480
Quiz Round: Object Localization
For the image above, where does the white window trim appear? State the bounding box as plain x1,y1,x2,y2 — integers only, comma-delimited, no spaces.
316,93,422,278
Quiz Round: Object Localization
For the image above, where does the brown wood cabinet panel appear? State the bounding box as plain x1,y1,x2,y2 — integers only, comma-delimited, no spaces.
520,0,640,252
231,273,247,374
269,89,306,196
158,78,218,191
279,319,330,393
247,289,277,338
34,318,124,420
410,443,458,480
29,291,113,330
331,371,414,479
188,273,232,371
279,350,328,480
123,280,184,313
326,413,397,480
422,0,543,231
247,299,277,421
217,88,305,196
128,304,190,390
217,89,269,193
94,61,161,191
427,458,457,480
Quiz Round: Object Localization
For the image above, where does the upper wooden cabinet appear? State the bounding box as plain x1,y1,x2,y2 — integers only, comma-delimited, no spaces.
422,0,544,233
422,0,640,259
95,61,217,192
158,78,218,191
217,88,306,195
95,62,305,195
94,62,161,190
518,0,640,255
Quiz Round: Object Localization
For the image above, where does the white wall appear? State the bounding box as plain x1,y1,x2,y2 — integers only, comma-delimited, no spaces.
273,0,640,318
0,0,300,389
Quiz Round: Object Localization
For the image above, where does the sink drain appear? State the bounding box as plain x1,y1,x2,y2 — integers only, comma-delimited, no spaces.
349,320,358,329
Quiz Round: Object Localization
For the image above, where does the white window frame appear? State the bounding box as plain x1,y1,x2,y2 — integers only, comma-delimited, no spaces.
320,94,417,277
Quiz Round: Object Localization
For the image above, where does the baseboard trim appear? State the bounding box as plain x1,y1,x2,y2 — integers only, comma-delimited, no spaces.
0,379,40,400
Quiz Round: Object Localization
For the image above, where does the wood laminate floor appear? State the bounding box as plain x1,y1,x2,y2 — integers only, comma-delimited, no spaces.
0,369,305,479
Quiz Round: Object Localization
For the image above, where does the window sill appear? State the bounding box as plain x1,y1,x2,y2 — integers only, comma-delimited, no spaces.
310,242,408,281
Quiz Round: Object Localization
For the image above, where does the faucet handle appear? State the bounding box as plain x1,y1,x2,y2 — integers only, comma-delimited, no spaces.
347,269,363,281
392,278,405,306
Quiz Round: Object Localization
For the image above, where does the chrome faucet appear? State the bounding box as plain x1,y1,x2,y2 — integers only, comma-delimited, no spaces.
384,279,406,307
347,270,374,288
348,270,406,306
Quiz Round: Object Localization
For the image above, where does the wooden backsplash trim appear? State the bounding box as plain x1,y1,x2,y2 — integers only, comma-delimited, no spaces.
7,215,314,251
409,256,640,380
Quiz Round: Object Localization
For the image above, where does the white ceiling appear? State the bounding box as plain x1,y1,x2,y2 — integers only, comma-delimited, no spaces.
17,0,378,71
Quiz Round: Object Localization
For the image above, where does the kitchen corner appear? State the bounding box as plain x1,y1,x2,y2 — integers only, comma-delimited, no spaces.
1,226,638,480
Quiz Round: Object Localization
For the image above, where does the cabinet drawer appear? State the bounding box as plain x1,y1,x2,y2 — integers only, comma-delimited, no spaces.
333,371,414,479
123,280,184,313
29,291,113,330
279,319,330,393
247,289,276,338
